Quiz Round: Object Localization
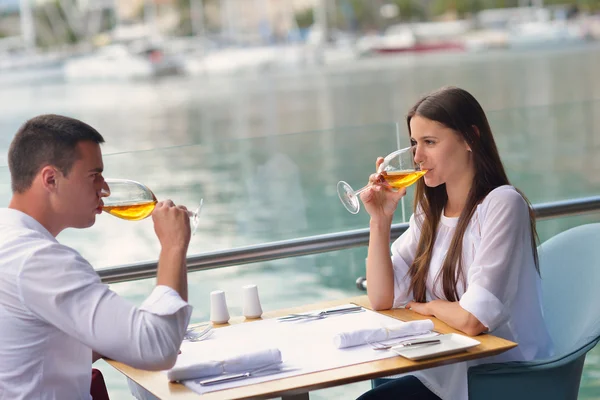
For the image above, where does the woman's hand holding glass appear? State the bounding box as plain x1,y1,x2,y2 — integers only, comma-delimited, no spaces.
360,157,408,220
337,146,426,215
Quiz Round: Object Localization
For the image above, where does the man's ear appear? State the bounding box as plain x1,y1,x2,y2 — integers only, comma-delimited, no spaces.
40,166,59,192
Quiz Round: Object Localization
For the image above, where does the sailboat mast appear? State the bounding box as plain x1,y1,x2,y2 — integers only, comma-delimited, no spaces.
144,0,159,40
190,0,205,38
314,0,327,63
19,0,36,51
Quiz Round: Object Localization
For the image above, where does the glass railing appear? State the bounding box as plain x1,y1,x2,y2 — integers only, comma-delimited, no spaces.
487,99,600,242
2,100,599,267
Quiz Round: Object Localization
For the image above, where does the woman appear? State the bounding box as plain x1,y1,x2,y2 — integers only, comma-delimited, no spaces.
358,87,553,400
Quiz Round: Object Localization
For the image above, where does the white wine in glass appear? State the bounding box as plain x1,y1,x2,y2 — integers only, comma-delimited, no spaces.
337,146,426,214
101,178,203,234
381,170,427,189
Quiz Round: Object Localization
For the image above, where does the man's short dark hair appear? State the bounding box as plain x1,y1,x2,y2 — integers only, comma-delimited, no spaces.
8,114,105,193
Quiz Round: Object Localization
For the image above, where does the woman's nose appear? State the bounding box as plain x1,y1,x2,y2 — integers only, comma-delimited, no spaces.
413,146,424,165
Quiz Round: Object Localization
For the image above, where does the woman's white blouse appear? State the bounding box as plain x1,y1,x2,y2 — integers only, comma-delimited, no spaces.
389,185,553,400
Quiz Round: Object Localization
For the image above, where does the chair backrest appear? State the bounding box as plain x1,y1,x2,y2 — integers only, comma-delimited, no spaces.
539,223,600,356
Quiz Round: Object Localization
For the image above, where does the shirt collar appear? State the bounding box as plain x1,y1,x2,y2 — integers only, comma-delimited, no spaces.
0,208,56,241
440,209,459,228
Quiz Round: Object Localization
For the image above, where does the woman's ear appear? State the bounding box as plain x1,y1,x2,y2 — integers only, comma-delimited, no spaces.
467,125,480,152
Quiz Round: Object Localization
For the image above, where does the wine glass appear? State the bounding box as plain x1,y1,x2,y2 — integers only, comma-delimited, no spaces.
337,146,426,214
101,178,203,235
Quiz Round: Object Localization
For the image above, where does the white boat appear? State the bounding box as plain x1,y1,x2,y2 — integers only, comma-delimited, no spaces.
0,49,67,86
500,7,589,49
0,50,65,71
63,44,180,81
184,46,278,76
356,24,465,55
183,44,310,76
462,29,509,52
507,20,588,48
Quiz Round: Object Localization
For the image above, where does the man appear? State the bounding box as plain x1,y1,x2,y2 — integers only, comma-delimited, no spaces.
0,114,193,399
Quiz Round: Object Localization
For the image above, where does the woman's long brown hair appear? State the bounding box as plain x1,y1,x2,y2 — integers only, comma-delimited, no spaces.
406,87,539,303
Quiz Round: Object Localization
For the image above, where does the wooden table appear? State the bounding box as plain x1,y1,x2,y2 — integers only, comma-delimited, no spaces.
106,295,516,400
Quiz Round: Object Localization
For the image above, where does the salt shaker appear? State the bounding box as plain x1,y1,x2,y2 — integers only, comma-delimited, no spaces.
210,290,230,324
242,284,263,319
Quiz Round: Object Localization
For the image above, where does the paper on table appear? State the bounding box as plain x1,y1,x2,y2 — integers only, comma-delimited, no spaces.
167,348,282,382
163,306,434,396
333,319,435,349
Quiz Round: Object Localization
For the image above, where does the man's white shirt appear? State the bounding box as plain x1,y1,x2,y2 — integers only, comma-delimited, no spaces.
0,208,192,399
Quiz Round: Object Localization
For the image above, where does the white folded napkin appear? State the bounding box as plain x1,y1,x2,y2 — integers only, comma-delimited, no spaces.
167,348,282,382
333,319,434,349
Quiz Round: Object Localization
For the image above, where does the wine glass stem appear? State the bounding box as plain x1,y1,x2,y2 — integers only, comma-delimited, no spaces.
353,184,371,197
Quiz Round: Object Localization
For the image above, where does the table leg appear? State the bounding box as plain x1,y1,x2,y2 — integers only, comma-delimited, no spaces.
281,393,309,400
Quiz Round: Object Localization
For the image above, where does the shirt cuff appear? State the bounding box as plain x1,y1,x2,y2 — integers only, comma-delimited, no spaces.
459,283,508,332
140,285,192,316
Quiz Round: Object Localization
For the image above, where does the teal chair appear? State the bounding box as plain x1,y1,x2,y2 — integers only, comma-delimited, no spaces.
372,223,600,398
468,223,600,400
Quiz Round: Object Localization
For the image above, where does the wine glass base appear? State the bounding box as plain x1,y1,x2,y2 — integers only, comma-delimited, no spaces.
337,181,360,214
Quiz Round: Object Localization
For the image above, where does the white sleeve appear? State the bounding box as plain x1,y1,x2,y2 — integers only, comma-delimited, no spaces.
17,244,192,371
391,212,421,308
459,188,533,332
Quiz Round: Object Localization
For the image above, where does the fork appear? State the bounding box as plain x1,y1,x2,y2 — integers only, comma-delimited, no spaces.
277,305,364,322
198,362,289,386
370,332,442,350
184,325,213,341
371,338,441,351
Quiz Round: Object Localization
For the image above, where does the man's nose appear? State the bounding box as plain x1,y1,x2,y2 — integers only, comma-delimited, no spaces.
99,180,110,197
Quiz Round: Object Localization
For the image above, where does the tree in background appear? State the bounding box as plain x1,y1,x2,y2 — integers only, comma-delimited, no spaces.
295,7,314,29
391,0,428,21
543,0,600,12
34,0,78,47
297,0,600,34
175,0,194,35
430,0,484,17
319,0,426,32
174,0,219,36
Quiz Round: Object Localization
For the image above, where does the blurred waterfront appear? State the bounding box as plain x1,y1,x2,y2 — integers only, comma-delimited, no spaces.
2,0,600,83
2,18,600,400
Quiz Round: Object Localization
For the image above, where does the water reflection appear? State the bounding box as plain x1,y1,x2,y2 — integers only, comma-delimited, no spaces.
237,152,308,239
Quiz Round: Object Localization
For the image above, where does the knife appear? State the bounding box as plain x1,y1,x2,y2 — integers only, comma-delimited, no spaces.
277,305,363,321
394,339,441,348
198,365,298,386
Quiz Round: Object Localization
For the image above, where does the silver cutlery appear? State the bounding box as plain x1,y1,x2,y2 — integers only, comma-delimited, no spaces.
371,338,441,351
184,324,213,342
277,305,364,322
198,363,297,386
